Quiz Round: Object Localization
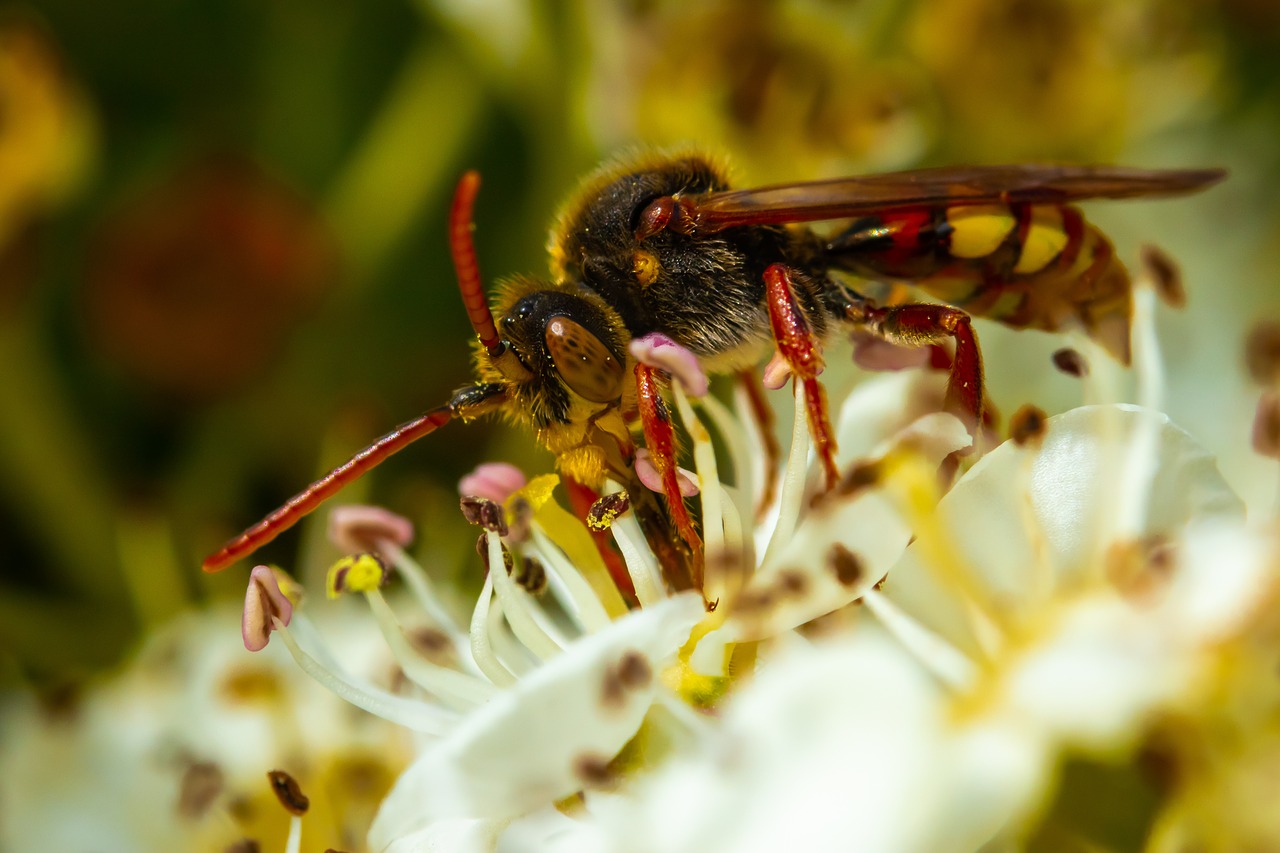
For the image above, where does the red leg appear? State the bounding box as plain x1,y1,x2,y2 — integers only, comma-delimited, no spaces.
865,303,985,435
738,370,782,519
634,362,702,555
763,264,839,490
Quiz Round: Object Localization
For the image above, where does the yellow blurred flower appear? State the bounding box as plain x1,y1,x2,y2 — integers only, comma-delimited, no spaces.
0,17,94,252
907,0,1224,161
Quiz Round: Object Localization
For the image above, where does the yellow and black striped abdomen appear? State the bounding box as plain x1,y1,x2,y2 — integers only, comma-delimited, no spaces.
826,202,1133,362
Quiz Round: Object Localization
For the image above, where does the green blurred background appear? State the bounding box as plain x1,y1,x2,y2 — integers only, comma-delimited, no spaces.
3,0,1279,687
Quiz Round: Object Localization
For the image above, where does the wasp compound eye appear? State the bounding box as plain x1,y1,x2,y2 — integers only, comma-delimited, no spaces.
545,316,625,403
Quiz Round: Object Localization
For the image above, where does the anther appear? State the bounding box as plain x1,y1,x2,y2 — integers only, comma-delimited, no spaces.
177,760,224,819
267,769,310,816
475,534,514,576
328,505,413,558
1052,347,1090,377
629,332,710,397
1246,321,1280,386
1009,404,1049,447
458,462,527,505
1253,391,1280,459
460,495,509,536
1140,244,1185,308
326,553,390,598
515,555,548,595
587,491,631,531
242,566,294,652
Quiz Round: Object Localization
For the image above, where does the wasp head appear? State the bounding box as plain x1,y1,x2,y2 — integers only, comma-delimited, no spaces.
477,277,630,429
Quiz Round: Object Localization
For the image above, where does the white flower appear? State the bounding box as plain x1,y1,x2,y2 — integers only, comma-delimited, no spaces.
181,262,1280,853
0,606,411,853
584,401,1276,853
367,592,703,848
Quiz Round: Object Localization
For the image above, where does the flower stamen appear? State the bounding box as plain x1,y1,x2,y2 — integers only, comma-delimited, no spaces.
760,384,812,567
242,565,294,652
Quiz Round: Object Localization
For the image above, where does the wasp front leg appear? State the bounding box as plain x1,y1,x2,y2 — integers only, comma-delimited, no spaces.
633,362,702,556
763,263,840,490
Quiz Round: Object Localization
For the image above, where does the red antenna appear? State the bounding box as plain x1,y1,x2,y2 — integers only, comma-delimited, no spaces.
202,172,519,573
451,171,531,381
201,408,456,572
451,171,502,352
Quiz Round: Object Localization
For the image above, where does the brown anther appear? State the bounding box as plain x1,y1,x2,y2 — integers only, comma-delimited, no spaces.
1246,321,1280,387
837,459,882,496
1009,404,1048,447
476,534,515,576
266,769,310,816
408,626,454,665
600,671,625,710
1105,535,1177,601
777,569,809,597
219,666,284,706
615,650,652,689
733,587,776,614
600,649,652,709
226,796,255,822
1253,391,1280,459
573,753,616,788
515,555,548,595
460,495,508,536
178,761,224,819
1051,347,1089,378
225,840,261,853
827,545,864,588
704,548,746,587
1140,245,1185,308
508,495,533,542
587,491,631,531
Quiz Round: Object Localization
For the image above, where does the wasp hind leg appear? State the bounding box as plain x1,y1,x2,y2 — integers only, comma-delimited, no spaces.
856,302,986,437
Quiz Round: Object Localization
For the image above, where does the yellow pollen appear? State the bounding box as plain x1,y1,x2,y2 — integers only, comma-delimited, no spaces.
325,553,385,598
632,250,660,287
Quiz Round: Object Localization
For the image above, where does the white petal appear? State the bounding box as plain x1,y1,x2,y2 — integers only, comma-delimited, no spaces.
369,593,705,848
993,597,1186,751
884,405,1244,656
380,818,504,853
497,808,605,852
834,369,949,465
599,635,1041,853
730,412,970,640
1162,519,1277,643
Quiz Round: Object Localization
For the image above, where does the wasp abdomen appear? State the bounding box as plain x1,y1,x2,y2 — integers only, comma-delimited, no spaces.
826,202,1132,362
828,202,1087,278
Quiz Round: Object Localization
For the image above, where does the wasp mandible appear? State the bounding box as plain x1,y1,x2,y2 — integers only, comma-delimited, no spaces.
203,153,1224,587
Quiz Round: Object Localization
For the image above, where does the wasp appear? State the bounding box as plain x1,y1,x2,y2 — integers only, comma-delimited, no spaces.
203,152,1224,586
